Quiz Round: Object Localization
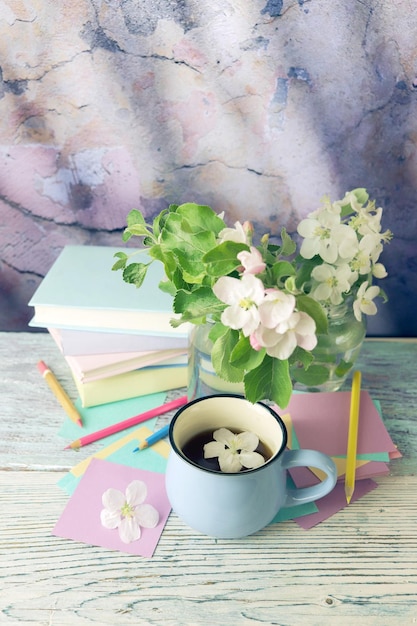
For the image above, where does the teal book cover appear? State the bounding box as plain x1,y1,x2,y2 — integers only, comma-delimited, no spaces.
28,245,189,337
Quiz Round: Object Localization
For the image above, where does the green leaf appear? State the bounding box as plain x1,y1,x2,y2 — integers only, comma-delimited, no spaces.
271,260,296,283
291,364,329,386
125,209,152,237
244,356,292,408
334,359,354,377
122,262,149,288
111,251,128,272
352,188,369,205
160,213,218,282
296,295,328,335
173,287,225,320
176,203,225,235
211,328,244,383
230,335,266,372
203,241,249,277
280,228,297,256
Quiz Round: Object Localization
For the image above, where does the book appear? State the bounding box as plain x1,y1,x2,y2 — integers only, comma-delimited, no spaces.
65,350,188,383
73,363,188,407
28,245,190,337
47,327,188,356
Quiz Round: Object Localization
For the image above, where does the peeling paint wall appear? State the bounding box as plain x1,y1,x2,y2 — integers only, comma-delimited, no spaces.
0,0,416,335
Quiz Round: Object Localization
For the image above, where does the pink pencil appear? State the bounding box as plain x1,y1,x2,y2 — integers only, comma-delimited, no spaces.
64,395,188,449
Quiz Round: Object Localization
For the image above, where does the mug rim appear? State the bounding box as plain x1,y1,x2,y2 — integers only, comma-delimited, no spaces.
168,393,288,475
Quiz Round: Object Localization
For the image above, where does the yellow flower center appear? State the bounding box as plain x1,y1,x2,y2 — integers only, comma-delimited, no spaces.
121,502,135,519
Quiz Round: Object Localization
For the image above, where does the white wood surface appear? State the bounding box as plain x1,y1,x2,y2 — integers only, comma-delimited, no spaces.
1,333,417,625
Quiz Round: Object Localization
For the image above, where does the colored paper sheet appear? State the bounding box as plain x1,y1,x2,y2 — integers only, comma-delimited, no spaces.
58,392,167,442
293,478,378,529
58,425,170,494
271,475,318,523
53,458,171,557
276,391,398,458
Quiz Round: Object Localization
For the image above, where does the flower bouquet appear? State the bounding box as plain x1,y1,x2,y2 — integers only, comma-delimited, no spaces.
113,188,392,408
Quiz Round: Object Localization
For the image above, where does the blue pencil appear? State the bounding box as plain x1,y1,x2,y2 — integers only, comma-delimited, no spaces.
133,423,170,452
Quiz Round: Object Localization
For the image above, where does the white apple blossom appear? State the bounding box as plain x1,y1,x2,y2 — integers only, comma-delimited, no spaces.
253,310,317,360
353,281,380,322
213,274,265,336
311,263,354,305
203,428,266,473
298,214,358,264
100,480,159,543
217,220,250,245
258,289,296,328
237,246,266,275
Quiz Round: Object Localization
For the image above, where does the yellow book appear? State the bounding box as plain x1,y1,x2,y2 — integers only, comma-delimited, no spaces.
73,364,187,407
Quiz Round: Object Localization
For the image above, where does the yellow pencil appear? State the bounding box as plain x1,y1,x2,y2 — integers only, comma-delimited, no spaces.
345,370,362,504
37,360,83,427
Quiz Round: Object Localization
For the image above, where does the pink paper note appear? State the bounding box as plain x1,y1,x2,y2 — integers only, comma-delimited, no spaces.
276,391,398,457
294,478,378,529
53,458,171,557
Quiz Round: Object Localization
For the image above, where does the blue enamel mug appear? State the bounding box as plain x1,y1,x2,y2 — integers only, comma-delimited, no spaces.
165,394,337,538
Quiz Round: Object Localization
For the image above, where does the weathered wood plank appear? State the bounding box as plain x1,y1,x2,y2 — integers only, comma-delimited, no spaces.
0,472,416,624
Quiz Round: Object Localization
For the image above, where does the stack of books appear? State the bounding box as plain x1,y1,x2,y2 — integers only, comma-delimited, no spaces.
28,245,189,406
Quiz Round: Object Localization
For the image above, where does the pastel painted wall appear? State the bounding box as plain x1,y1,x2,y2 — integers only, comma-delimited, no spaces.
0,0,416,335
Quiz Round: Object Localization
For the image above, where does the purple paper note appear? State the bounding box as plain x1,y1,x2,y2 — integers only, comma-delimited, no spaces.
52,458,171,557
294,478,378,529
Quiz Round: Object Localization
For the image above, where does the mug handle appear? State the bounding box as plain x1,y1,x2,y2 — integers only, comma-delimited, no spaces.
281,449,337,507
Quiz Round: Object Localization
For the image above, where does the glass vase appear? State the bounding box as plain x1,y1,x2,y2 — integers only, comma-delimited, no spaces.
188,322,244,401
293,299,366,393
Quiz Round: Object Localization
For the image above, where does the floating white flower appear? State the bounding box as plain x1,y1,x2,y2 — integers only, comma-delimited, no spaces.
353,281,380,322
213,274,265,336
100,480,159,543
203,428,266,473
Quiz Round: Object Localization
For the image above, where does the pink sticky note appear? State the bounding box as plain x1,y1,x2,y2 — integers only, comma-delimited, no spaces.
294,478,378,529
53,458,171,557
276,391,398,457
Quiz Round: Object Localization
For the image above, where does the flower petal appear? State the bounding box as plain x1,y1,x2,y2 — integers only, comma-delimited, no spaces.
235,431,259,453
135,503,159,529
100,507,121,529
102,488,125,511
218,450,242,473
125,480,147,506
239,451,266,469
203,440,227,459
212,428,235,445
119,517,141,543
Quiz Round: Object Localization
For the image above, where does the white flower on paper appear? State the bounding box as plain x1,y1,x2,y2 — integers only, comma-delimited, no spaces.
203,428,266,473
213,274,265,336
353,281,380,322
100,480,159,543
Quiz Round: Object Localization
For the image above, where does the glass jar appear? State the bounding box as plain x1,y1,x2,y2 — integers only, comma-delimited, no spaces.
293,299,366,393
188,321,244,401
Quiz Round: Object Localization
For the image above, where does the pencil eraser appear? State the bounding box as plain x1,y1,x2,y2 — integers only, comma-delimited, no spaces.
37,360,49,375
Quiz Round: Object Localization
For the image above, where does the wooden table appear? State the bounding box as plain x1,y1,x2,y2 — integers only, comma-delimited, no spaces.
1,333,416,625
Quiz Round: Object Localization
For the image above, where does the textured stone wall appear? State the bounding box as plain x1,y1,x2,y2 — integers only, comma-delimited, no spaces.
0,0,416,335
